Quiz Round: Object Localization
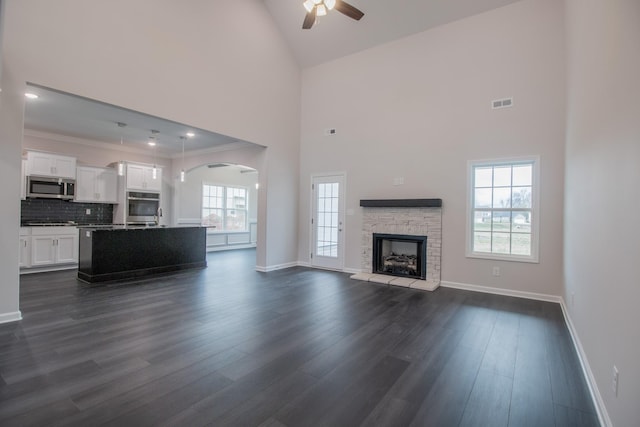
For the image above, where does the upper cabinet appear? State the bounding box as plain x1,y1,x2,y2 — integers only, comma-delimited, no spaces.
75,166,117,203
26,151,76,179
126,164,162,192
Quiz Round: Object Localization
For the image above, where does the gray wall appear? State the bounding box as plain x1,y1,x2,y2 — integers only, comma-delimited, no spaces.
299,0,566,296
0,29,22,322
564,0,640,425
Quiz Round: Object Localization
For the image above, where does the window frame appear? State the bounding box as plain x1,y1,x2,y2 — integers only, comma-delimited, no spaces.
466,156,540,263
201,183,249,232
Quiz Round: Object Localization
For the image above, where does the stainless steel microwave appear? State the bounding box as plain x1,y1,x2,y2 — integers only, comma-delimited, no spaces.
26,176,75,200
127,191,161,223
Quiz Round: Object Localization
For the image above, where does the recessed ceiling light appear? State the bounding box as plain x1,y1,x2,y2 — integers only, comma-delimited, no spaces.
186,132,195,138
148,141,156,146
25,93,39,99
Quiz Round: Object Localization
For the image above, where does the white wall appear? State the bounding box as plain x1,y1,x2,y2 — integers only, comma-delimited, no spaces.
299,0,566,296
0,40,23,323
0,0,4,82
564,0,640,425
0,0,300,318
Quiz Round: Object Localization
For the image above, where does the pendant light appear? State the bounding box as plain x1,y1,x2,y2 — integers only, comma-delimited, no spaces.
117,143,125,176
150,130,159,179
117,122,127,176
180,136,186,183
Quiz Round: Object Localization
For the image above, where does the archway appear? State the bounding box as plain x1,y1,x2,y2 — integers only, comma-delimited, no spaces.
172,162,259,253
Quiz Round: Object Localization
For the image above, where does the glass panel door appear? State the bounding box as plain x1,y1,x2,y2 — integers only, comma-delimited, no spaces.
311,174,345,270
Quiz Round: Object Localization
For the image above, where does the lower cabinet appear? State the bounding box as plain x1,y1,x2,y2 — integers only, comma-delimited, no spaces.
21,227,79,271
19,228,31,268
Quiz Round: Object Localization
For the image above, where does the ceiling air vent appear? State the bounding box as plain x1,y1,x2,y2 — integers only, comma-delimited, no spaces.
492,97,514,109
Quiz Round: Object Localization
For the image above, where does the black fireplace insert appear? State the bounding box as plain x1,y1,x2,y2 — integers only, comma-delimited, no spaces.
372,233,427,280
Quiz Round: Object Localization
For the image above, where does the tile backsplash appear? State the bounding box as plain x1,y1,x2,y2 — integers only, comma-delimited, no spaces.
21,199,114,225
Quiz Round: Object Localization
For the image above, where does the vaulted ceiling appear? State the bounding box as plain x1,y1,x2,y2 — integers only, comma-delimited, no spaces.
263,0,524,67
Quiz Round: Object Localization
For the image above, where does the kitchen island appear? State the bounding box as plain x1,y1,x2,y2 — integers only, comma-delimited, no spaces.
77,225,207,283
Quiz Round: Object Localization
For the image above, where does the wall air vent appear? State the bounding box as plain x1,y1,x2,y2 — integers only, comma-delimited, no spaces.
492,97,514,109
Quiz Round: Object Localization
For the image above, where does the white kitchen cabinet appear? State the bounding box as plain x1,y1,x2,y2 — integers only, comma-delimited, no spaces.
29,227,78,267
26,151,77,179
126,164,162,192
55,234,78,263
19,227,31,268
31,236,57,266
76,166,117,203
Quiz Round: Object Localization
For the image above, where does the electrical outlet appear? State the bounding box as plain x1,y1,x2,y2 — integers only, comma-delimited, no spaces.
612,365,619,396
85,208,91,215
492,266,500,277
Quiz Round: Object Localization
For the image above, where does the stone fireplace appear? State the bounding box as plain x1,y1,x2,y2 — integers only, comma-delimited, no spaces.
351,199,442,291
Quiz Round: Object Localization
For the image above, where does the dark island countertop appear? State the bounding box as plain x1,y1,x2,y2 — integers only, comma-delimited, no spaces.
78,225,207,284
78,224,193,230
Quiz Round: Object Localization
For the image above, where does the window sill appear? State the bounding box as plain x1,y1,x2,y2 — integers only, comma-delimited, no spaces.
206,229,249,234
466,252,539,264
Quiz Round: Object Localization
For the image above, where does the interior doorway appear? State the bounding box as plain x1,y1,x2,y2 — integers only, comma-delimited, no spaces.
176,163,258,252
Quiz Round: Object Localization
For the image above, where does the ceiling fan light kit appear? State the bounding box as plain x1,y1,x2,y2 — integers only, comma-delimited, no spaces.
302,0,363,30
303,0,314,12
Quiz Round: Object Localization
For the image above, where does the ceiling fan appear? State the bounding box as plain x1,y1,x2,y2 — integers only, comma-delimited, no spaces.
302,0,364,30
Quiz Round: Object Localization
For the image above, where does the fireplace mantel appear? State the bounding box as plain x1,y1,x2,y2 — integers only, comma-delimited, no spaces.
359,199,442,208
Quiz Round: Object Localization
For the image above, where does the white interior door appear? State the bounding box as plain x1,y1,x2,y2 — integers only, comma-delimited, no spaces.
311,174,345,270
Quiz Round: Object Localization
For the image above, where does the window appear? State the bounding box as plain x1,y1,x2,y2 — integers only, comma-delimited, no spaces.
202,184,248,231
467,158,539,262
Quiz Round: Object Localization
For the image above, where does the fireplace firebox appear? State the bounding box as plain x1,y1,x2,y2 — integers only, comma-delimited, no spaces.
372,233,427,280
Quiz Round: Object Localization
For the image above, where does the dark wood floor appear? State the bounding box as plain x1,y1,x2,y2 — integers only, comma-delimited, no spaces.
1,249,599,426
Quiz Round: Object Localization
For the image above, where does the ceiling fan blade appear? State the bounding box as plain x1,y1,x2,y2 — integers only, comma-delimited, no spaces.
334,0,364,21
302,8,316,29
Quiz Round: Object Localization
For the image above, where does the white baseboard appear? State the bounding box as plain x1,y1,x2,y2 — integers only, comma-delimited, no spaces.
440,280,561,303
255,261,298,273
559,299,612,427
20,264,78,275
259,262,359,273
0,311,22,324
206,244,256,252
294,261,363,274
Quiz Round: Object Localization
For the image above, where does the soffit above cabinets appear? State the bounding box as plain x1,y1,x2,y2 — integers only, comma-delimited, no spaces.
23,84,262,158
